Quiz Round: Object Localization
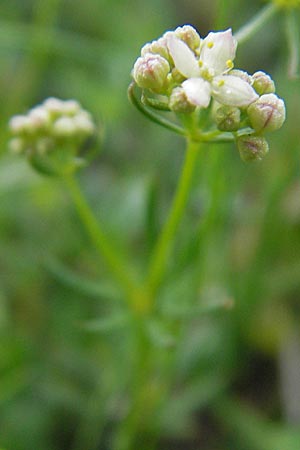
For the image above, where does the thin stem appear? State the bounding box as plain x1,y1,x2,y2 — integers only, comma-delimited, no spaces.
128,82,187,136
146,138,201,299
64,174,144,311
234,3,279,45
285,9,300,79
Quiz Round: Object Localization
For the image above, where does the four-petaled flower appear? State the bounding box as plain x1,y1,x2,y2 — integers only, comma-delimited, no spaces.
167,29,258,108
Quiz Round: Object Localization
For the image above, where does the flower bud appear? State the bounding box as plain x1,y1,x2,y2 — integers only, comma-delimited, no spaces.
133,53,170,91
8,137,26,154
141,37,170,61
9,115,33,135
174,25,201,52
214,105,241,131
28,107,51,131
229,69,252,84
52,117,77,137
247,93,286,132
73,112,95,135
43,97,65,116
36,137,54,154
251,71,275,95
8,97,97,176
61,99,81,116
237,135,269,162
169,87,196,113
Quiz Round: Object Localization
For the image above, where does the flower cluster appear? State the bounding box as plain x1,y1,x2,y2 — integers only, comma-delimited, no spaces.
132,25,286,161
8,98,96,175
8,97,95,156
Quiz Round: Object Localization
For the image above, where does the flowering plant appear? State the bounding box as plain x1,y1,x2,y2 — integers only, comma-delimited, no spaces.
5,1,298,449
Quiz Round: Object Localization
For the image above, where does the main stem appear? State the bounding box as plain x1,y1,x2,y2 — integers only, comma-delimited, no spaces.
146,138,201,300
64,174,144,311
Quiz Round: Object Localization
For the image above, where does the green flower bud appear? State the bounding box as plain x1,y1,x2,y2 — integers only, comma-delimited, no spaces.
247,94,286,132
174,25,201,52
36,137,54,154
214,105,241,131
237,135,269,162
133,53,170,92
8,137,26,154
251,71,275,95
169,87,196,113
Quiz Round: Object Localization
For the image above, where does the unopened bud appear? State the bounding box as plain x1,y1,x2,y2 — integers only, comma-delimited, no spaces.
247,93,286,132
229,69,252,84
214,105,241,131
141,37,170,61
43,97,64,116
8,137,26,154
133,53,170,91
237,135,269,162
251,71,275,95
174,25,201,52
9,115,33,135
73,112,95,134
53,117,76,137
36,137,54,154
28,107,50,130
169,87,196,113
61,99,81,116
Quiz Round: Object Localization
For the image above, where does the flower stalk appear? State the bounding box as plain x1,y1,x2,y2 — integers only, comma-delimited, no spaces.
146,138,201,299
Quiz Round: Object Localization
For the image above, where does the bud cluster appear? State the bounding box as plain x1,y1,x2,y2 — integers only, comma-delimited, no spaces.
9,97,96,174
131,25,286,161
8,97,95,157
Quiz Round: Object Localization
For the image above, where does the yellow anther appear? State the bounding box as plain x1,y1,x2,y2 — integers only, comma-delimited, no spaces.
198,60,203,67
218,79,225,87
226,59,234,70
207,41,214,49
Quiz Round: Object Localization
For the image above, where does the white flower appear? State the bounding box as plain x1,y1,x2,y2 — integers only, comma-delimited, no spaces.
167,29,258,108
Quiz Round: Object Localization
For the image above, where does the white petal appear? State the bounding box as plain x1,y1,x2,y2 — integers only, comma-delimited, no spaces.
167,35,200,78
182,78,211,107
200,29,237,75
212,75,259,107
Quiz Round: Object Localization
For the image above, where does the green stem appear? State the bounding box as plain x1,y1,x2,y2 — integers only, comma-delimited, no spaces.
234,3,279,45
285,9,300,79
64,174,144,311
146,138,201,299
128,82,187,136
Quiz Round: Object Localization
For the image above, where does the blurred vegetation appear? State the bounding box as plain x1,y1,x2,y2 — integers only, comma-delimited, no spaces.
1,0,300,449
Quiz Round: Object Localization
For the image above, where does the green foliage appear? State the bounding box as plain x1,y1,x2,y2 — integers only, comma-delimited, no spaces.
1,1,300,450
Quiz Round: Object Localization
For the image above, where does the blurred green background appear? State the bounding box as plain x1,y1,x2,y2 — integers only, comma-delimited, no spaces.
1,0,300,449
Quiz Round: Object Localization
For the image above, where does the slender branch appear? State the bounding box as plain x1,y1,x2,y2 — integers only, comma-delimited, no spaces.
285,9,300,79
146,138,201,299
128,82,187,136
64,174,144,310
234,3,279,45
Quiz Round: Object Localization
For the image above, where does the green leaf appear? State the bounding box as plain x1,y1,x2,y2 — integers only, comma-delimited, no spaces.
81,312,130,333
45,257,122,301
